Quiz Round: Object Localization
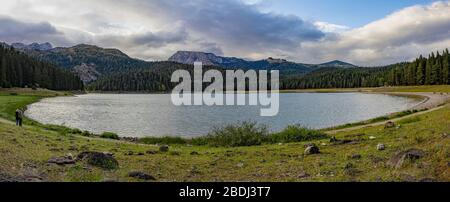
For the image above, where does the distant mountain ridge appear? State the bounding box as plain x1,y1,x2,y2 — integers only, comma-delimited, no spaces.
11,42,53,51
10,43,151,84
168,51,355,75
8,42,356,84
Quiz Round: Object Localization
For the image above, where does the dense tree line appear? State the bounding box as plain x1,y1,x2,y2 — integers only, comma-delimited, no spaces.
281,49,450,89
87,62,221,92
0,45,84,90
88,49,450,92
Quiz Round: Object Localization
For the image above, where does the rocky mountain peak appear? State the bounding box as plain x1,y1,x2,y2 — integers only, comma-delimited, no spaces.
11,42,53,51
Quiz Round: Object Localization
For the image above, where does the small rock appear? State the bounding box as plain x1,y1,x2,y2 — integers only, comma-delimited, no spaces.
146,150,158,155
343,163,361,176
128,171,156,181
297,171,310,179
23,175,44,182
377,144,386,151
47,156,76,165
159,145,169,152
348,154,362,159
384,121,396,129
66,153,74,159
329,137,359,145
369,136,376,140
236,163,245,168
77,151,119,170
304,145,320,155
388,149,425,169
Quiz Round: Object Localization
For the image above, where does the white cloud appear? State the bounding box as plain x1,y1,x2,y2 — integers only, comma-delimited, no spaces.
314,22,350,33
299,1,450,66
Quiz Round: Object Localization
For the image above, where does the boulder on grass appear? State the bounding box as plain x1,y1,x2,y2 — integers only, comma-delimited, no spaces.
47,155,76,165
388,149,425,169
384,121,396,129
377,144,386,151
128,171,156,181
159,145,169,152
304,145,320,155
77,151,119,170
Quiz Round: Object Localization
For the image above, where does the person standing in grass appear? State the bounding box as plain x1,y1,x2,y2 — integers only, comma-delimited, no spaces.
15,109,23,127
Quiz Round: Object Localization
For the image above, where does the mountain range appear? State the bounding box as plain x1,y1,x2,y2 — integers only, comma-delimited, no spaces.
7,42,356,84
10,43,151,83
169,51,355,75
11,42,53,51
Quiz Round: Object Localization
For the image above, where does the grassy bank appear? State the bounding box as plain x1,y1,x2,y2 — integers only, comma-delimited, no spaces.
0,87,449,182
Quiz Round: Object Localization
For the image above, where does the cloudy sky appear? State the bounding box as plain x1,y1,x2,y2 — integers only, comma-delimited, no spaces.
0,0,449,66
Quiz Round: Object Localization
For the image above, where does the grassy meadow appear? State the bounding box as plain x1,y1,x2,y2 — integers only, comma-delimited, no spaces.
0,87,449,182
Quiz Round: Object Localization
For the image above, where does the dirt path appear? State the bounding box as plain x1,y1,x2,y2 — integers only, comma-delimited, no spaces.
326,105,446,135
376,92,450,110
326,92,450,134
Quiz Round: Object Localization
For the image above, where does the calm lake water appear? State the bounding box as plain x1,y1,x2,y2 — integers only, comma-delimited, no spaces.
25,93,420,137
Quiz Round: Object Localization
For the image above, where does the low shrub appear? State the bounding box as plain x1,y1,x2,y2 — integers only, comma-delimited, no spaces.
268,125,328,143
139,136,187,145
369,116,390,123
100,132,120,140
81,130,95,137
42,124,81,135
190,136,209,146
193,121,269,147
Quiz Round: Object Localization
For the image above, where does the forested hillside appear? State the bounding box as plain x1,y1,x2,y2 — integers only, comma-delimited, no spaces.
281,49,450,89
86,62,221,92
0,45,84,90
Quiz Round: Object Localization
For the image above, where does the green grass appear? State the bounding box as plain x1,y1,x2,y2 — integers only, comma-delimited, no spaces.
193,121,269,147
398,117,422,125
100,132,120,140
0,87,449,182
269,125,328,143
139,136,187,145
0,95,41,121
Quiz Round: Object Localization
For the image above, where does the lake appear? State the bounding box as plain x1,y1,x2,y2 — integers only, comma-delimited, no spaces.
25,93,420,137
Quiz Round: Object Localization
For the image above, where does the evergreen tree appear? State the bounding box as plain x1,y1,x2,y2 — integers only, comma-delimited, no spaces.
0,45,83,90
443,49,449,84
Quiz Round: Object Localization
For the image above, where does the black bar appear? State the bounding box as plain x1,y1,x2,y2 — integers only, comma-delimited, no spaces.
1,183,448,201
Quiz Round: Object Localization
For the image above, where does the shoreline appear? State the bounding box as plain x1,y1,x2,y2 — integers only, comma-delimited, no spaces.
20,89,450,139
